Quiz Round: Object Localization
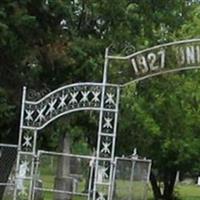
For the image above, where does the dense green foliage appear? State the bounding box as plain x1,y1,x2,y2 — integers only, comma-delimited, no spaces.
118,73,200,199
1,1,200,200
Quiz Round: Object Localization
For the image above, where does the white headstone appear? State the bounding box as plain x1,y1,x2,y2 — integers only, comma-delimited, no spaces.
197,176,200,186
175,171,180,185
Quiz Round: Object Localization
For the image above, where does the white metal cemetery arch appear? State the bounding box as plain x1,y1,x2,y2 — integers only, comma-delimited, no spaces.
14,38,200,200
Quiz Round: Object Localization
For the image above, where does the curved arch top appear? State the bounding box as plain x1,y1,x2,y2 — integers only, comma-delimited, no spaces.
21,39,200,129
107,38,200,86
22,82,119,130
108,38,200,60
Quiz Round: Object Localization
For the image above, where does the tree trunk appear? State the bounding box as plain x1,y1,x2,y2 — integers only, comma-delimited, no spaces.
0,146,17,200
150,170,177,200
54,133,72,200
150,172,162,200
163,171,177,200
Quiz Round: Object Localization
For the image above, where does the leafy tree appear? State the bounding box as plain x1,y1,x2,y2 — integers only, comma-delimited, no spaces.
0,88,16,199
0,0,199,199
118,72,200,200
0,0,191,143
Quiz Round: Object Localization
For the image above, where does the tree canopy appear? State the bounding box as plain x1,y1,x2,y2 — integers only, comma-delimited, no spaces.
1,1,200,200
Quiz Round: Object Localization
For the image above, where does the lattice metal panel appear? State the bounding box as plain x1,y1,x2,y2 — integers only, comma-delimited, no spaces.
23,83,103,130
112,157,151,200
33,151,95,200
0,144,17,200
15,82,120,200
92,85,120,200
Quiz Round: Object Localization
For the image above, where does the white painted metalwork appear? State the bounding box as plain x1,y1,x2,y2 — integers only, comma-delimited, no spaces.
33,150,96,199
22,82,118,130
107,38,200,60
0,144,18,148
122,66,200,87
8,38,200,200
13,80,120,200
112,156,152,200
107,38,200,86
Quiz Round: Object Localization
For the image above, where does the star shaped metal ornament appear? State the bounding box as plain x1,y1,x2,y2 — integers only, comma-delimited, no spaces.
58,93,68,109
101,142,111,154
92,91,100,103
25,110,34,121
23,136,32,148
103,117,113,129
80,91,90,103
102,167,109,179
105,93,115,105
69,91,79,105
97,193,106,200
35,105,47,122
46,99,57,115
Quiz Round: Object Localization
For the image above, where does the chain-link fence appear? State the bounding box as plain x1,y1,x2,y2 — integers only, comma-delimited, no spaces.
0,143,18,200
112,157,151,200
33,151,151,200
33,150,95,200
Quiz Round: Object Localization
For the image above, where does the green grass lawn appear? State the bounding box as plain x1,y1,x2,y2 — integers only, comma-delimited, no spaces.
177,184,200,200
146,184,200,200
36,174,200,200
3,180,200,200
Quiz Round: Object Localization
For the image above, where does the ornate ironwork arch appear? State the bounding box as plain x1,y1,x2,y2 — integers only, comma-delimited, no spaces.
22,82,118,130
15,80,120,200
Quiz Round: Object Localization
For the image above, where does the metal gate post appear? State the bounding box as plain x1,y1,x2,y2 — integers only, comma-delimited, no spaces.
13,86,26,200
92,48,120,200
13,87,38,200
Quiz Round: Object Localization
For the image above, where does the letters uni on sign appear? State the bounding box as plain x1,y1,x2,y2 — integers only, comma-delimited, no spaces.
178,45,200,65
130,44,200,76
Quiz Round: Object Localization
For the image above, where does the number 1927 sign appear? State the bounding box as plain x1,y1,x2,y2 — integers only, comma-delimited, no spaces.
130,42,200,76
